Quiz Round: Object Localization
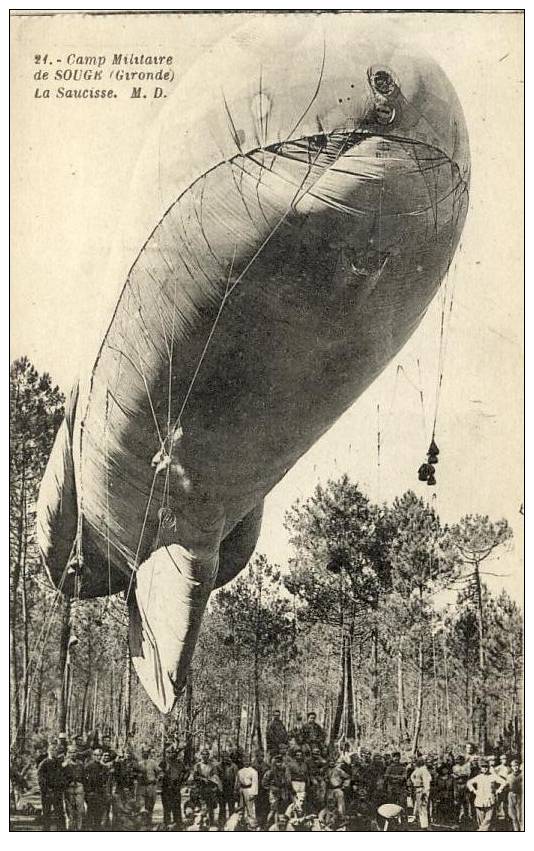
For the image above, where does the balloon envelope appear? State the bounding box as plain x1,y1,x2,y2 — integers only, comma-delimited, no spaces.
37,18,469,712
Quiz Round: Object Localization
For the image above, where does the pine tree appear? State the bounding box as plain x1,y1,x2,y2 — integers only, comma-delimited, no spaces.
10,358,64,748
284,475,392,741
386,492,458,753
450,515,513,751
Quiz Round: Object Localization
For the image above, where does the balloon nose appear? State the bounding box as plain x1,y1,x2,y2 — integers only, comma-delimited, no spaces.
368,66,398,97
367,65,399,127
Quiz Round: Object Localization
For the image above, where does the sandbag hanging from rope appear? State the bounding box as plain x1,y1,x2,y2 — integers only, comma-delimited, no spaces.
418,462,435,482
418,464,429,482
428,438,440,458
427,438,440,465
417,439,440,485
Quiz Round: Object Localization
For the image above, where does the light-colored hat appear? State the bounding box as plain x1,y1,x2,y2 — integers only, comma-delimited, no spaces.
378,803,403,820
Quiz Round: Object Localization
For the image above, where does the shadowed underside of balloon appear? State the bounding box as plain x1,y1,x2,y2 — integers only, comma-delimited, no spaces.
37,32,469,712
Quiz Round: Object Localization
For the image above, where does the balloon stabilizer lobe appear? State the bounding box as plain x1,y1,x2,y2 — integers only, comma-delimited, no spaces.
37,25,469,713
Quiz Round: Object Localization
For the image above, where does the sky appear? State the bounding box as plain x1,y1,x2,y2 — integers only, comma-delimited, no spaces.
11,11,524,604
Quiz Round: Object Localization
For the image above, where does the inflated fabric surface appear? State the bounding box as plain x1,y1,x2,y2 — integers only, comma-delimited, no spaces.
37,19,469,712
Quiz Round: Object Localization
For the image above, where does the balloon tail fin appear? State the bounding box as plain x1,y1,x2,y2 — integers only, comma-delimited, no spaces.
128,544,218,713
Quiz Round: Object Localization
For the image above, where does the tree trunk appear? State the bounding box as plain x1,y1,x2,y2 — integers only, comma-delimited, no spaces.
322,646,331,728
33,654,44,732
304,647,309,717
251,570,263,751
234,681,241,749
9,478,26,743
442,635,451,744
371,626,379,732
57,597,72,734
331,633,346,740
465,632,471,739
252,648,262,751
246,696,255,754
468,683,474,742
243,681,251,753
264,695,272,749
92,673,99,736
80,679,90,735
123,644,132,738
117,663,123,741
345,635,357,740
10,614,20,743
281,669,287,721
473,561,488,752
65,663,74,735
500,681,506,742
411,637,424,755
184,673,194,764
432,633,440,741
110,662,116,738
509,636,519,750
396,638,408,743
19,498,30,747
203,705,208,746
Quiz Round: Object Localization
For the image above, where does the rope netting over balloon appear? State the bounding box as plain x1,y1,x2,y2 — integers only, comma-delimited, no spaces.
79,128,462,598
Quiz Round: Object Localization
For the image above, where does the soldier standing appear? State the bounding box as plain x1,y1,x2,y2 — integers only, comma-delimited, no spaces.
383,751,409,811
410,757,432,830
37,743,66,831
218,751,238,826
266,711,289,757
263,752,293,826
251,749,270,827
235,753,258,828
63,744,86,830
290,713,305,746
301,712,325,748
84,747,108,830
160,745,186,828
136,746,160,824
466,758,507,831
507,759,522,831
307,746,328,813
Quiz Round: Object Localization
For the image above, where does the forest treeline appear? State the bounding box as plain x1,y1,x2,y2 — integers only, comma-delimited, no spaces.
10,358,523,760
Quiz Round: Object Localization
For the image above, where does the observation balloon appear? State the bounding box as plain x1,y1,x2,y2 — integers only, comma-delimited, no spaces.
37,18,470,712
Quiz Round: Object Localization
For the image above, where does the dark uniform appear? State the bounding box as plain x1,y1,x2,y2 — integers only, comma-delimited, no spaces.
301,716,325,748
160,750,187,827
84,754,109,830
251,752,270,826
266,716,289,756
307,751,328,813
217,755,237,825
507,769,522,831
37,753,66,831
383,756,408,809
263,759,293,824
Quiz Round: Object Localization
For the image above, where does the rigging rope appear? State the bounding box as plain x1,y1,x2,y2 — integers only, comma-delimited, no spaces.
105,391,112,600
430,173,465,442
415,161,466,486
397,364,427,439
376,403,381,501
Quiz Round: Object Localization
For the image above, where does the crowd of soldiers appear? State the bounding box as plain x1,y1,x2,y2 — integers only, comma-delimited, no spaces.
10,711,523,832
